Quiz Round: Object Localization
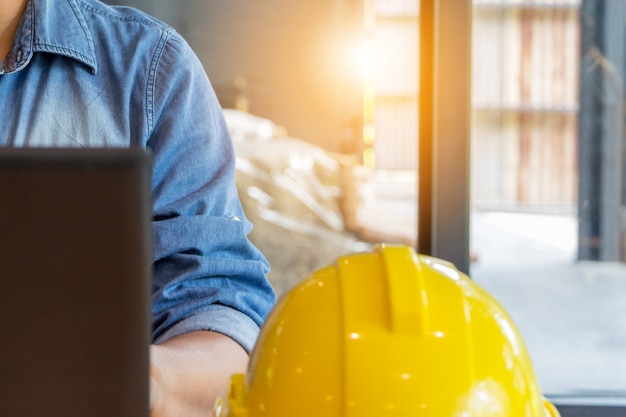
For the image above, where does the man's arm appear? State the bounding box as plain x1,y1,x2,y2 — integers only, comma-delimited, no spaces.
146,28,274,417
149,331,248,417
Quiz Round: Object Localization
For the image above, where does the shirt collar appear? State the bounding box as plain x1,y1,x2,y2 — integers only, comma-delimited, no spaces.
8,0,97,74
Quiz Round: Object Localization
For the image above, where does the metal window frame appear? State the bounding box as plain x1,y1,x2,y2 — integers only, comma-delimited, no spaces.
417,0,472,274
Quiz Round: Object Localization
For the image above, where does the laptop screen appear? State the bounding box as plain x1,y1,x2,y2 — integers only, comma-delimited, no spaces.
0,148,152,417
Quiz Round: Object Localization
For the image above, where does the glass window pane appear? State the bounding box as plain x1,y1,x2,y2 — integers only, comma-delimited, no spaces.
471,0,626,401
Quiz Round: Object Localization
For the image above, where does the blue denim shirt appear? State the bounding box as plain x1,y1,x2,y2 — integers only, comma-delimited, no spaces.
0,0,276,353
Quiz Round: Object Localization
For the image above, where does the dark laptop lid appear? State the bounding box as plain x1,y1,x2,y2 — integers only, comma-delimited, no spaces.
0,147,152,417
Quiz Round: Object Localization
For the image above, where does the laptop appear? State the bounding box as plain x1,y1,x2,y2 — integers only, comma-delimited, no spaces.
0,147,152,417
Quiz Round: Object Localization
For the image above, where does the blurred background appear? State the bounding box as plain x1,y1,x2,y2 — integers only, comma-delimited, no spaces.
108,0,626,409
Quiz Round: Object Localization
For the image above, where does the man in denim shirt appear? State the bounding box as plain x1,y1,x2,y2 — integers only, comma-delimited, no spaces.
0,0,276,415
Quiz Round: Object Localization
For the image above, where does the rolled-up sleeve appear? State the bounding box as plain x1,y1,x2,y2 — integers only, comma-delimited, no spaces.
145,29,275,352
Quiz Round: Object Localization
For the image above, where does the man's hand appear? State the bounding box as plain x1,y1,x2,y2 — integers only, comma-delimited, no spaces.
150,331,248,417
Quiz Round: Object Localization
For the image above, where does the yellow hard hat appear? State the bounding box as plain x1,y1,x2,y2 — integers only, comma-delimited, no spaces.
214,244,560,417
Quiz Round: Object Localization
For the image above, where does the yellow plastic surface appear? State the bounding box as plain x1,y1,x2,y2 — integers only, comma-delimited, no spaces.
215,244,561,417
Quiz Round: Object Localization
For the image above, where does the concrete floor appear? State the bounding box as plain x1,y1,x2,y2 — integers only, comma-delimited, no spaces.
470,210,626,402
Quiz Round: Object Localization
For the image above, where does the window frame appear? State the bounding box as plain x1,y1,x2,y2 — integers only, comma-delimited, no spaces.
418,0,626,414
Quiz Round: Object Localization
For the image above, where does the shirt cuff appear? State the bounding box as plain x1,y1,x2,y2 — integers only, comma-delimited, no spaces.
153,304,262,353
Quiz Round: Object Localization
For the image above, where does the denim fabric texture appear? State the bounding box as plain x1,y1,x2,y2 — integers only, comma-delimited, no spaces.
0,0,276,353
